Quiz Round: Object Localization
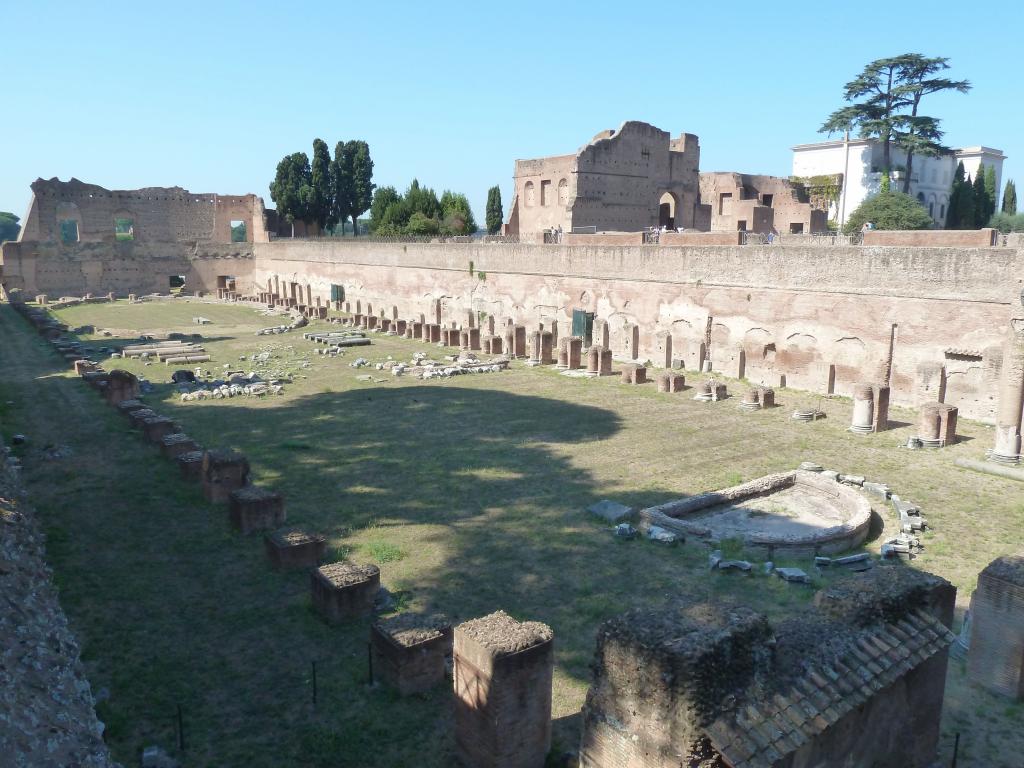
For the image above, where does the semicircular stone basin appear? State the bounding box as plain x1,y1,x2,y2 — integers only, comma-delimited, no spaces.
641,470,872,557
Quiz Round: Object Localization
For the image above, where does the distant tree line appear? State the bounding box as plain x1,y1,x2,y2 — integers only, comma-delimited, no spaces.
270,139,374,236
369,180,479,236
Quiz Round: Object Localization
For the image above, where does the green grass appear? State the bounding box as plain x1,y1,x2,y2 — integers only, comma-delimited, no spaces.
2,297,1022,767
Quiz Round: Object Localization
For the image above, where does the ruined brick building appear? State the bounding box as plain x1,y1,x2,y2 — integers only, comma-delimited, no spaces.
503,122,831,238
579,567,956,768
698,172,829,235
504,121,707,236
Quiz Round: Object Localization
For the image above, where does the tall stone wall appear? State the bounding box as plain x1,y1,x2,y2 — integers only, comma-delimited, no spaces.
0,239,254,296
251,239,1023,422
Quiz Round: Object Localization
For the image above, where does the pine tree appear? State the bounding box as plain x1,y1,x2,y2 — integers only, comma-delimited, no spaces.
972,168,987,227
485,186,503,235
1003,180,1017,215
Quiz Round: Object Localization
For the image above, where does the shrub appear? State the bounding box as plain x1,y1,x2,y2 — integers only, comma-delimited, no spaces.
842,191,935,234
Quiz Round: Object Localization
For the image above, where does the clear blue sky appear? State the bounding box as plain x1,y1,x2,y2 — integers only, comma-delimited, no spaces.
3,0,1020,224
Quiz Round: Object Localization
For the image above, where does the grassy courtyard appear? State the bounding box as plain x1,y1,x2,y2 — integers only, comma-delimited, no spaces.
1,297,1022,767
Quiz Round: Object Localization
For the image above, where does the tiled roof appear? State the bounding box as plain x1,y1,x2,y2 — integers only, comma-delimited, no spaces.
704,609,955,768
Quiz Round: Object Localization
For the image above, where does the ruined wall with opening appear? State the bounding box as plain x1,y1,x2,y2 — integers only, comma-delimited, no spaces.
508,121,703,236
17,178,268,244
250,239,1024,422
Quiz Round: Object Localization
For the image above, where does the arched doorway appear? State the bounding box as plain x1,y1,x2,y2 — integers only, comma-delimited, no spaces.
658,191,678,229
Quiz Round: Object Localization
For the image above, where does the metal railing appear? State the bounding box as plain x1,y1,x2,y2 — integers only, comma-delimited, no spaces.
739,232,863,246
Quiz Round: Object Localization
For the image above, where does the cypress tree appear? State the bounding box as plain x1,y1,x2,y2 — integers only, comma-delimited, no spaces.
310,138,333,233
972,168,987,227
984,164,997,223
1003,180,1017,215
485,186,503,235
957,173,976,229
947,161,965,228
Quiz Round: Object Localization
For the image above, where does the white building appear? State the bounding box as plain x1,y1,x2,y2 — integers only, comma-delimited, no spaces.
791,138,1006,228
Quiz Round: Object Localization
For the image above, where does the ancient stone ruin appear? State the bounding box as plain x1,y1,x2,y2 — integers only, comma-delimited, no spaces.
967,554,1024,699
454,611,554,768
580,567,956,768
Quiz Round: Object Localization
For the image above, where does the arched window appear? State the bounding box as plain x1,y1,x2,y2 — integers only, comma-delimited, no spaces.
916,192,926,203
524,181,535,207
558,178,569,205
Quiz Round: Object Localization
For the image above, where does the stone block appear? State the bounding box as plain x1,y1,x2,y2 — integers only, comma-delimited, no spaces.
115,399,148,417
621,364,647,384
160,433,199,459
311,562,381,623
127,408,158,429
201,449,250,504
657,372,685,393
81,371,109,391
229,486,286,534
587,500,634,523
371,613,453,696
141,415,182,444
264,528,327,570
177,450,205,481
454,611,554,768
73,359,98,375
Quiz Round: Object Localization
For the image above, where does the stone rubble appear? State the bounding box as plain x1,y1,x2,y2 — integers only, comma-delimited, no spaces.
0,444,120,768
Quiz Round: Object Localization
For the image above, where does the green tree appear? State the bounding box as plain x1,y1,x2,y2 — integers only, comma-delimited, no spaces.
485,186,503,234
888,56,970,194
369,186,400,233
972,169,987,228
983,164,998,224
955,173,976,230
843,190,935,234
348,140,374,237
269,152,313,237
310,138,333,232
330,141,353,235
821,54,969,189
404,179,440,220
405,211,439,235
1003,179,1017,215
0,212,20,242
947,161,965,228
439,191,477,235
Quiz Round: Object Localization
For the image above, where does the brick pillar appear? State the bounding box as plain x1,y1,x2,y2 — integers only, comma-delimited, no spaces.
872,384,890,432
556,338,569,369
539,332,553,365
586,346,600,376
918,403,942,444
454,611,553,768
937,403,958,446
567,337,582,370
513,325,527,358
468,327,481,351
968,556,1024,698
530,331,542,362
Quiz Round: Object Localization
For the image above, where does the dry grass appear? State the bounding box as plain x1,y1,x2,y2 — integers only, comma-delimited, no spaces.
0,297,1020,767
